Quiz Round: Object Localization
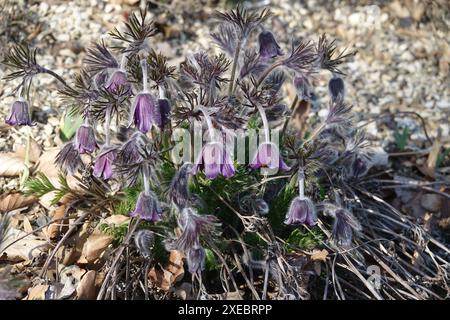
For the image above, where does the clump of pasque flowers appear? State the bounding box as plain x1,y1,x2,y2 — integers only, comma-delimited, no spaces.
2,6,366,295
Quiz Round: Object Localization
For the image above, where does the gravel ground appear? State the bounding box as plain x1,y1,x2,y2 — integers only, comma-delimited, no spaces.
0,0,449,190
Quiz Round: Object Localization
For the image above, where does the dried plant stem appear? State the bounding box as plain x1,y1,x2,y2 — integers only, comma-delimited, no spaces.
40,211,90,278
97,218,139,300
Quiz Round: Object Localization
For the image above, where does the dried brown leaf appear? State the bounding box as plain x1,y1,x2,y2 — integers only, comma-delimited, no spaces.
76,270,97,300
78,232,114,264
167,250,184,283
0,192,37,213
148,267,173,291
0,153,26,177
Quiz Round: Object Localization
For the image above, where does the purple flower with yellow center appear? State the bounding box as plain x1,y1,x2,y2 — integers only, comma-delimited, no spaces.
93,146,117,180
250,142,290,171
187,246,206,274
130,92,158,133
105,69,129,94
285,196,317,226
130,191,162,222
258,31,283,61
6,98,31,126
191,142,235,180
74,124,96,154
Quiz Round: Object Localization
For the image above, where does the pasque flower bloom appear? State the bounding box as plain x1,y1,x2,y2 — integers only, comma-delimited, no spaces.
175,207,218,252
74,124,96,154
187,246,206,274
328,76,345,101
6,98,31,126
191,142,235,180
285,167,317,226
55,143,84,174
105,69,129,94
93,147,117,180
258,31,282,61
130,190,162,222
250,142,290,171
157,98,171,129
285,197,317,226
130,92,158,133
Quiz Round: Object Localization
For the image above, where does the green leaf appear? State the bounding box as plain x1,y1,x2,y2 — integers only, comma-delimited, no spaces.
59,110,83,142
24,172,56,197
204,248,220,271
394,127,409,151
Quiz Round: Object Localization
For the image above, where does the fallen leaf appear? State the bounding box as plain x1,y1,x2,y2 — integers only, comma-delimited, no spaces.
13,137,42,163
0,153,26,177
26,284,49,300
78,232,114,264
0,192,37,213
0,228,48,262
22,216,33,233
104,214,130,226
311,249,329,262
76,270,97,300
167,250,184,283
148,266,173,291
47,205,69,241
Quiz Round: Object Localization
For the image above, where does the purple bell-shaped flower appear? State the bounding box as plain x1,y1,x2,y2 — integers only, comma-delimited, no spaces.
93,146,117,180
191,142,235,180
258,31,283,61
130,191,162,222
6,98,32,126
74,124,96,154
250,142,290,171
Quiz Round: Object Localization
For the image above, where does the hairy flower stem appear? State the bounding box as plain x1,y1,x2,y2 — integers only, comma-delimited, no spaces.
143,163,151,196
298,166,305,199
42,68,70,89
280,95,298,141
141,59,148,92
255,104,270,143
104,107,111,146
228,39,243,96
158,85,165,99
255,60,282,88
198,106,216,142
120,53,129,70
303,122,327,145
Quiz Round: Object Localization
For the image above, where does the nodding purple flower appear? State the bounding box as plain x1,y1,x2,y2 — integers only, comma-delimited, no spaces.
105,69,129,94
285,197,317,226
130,191,162,222
293,74,312,101
175,207,218,252
93,147,117,180
330,208,361,247
55,143,84,174
5,98,31,126
74,124,96,154
258,31,283,61
328,76,345,101
349,153,370,178
250,142,290,171
169,163,193,209
130,92,157,133
157,98,171,129
191,142,235,180
117,131,145,166
187,246,206,274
